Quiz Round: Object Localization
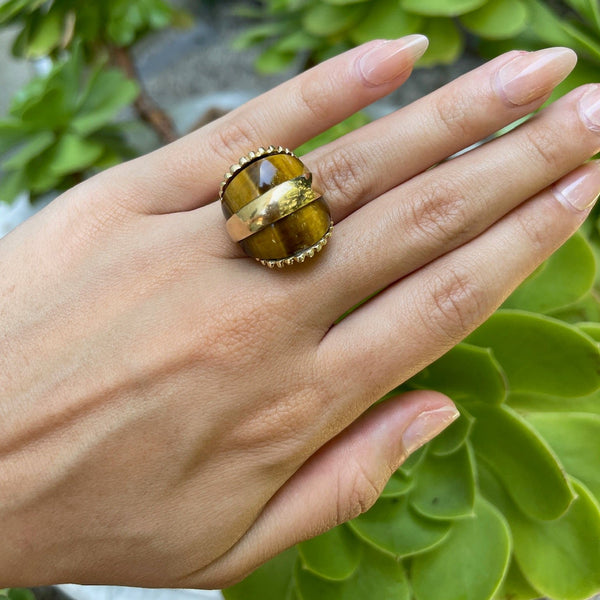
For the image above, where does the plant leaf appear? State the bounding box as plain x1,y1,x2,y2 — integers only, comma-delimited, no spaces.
1,131,55,170
223,547,297,600
409,342,507,405
302,3,367,37
469,403,575,520
381,470,413,498
72,68,139,136
7,590,35,600
255,45,297,74
493,559,541,600
410,442,476,520
0,169,27,203
429,403,474,456
577,320,600,340
23,7,64,57
47,133,104,176
508,389,600,415
295,540,410,600
502,232,596,313
526,412,600,500
466,310,600,397
401,0,487,16
349,0,422,45
298,525,361,581
497,476,600,600
564,0,600,28
411,495,511,600
416,18,464,66
461,0,528,39
349,494,451,557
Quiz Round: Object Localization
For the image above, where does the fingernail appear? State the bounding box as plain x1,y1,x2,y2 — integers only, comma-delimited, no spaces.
579,85,600,132
553,161,600,212
358,35,429,87
402,405,460,455
495,47,577,106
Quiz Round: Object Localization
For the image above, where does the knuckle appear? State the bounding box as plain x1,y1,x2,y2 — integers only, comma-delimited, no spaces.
408,177,473,247
312,147,370,212
295,74,335,123
520,121,563,174
337,462,382,523
417,264,488,342
431,90,472,139
207,117,260,168
514,206,548,254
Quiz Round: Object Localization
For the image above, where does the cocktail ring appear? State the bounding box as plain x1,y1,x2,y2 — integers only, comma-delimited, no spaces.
219,146,333,268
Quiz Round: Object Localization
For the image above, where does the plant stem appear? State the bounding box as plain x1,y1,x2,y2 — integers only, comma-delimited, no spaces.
109,45,177,145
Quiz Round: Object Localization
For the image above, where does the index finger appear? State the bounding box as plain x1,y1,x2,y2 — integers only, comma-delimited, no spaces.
98,36,429,214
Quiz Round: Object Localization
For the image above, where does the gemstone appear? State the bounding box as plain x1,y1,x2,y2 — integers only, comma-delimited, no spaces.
222,152,332,264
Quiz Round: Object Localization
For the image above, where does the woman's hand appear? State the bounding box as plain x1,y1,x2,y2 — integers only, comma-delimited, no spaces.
1,35,599,589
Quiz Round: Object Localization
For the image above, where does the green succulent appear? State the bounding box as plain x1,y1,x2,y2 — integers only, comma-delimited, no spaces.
0,48,139,203
0,0,188,58
235,0,600,102
234,0,533,73
225,226,600,600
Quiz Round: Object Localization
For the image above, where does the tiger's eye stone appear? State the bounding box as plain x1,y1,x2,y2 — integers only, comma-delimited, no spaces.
222,153,332,263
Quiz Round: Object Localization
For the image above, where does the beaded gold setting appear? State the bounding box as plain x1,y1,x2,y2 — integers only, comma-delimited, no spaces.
220,145,333,269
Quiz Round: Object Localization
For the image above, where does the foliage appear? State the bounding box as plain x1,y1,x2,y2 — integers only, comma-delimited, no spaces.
0,48,139,202
224,196,600,599
0,0,186,58
0,0,190,203
234,0,600,103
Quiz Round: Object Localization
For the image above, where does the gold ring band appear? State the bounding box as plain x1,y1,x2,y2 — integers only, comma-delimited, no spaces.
220,146,333,268
225,174,321,243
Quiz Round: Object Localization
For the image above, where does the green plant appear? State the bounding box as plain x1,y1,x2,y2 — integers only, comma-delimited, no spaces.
0,0,185,58
235,0,600,104
0,48,139,202
224,229,600,600
0,0,192,203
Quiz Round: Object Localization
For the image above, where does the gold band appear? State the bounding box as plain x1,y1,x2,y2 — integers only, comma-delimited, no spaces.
225,174,322,243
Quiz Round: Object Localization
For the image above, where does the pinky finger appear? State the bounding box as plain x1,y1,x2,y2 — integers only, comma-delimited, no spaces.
184,390,458,589
320,160,600,407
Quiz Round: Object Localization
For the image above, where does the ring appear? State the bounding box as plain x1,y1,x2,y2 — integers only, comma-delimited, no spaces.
219,146,333,268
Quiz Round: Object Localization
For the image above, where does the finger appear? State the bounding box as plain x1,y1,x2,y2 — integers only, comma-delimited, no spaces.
184,391,458,588
102,36,429,214
318,161,600,407
310,83,600,321
179,47,577,263
305,47,577,223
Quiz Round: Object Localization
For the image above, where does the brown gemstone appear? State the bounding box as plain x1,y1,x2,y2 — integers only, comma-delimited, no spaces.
222,153,332,262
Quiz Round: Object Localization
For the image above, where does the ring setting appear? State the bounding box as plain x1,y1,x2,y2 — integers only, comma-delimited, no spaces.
220,146,333,268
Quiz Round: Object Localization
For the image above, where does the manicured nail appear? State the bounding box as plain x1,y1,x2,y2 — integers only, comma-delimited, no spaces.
402,405,460,455
579,85,600,132
358,35,429,87
495,47,577,106
553,161,600,213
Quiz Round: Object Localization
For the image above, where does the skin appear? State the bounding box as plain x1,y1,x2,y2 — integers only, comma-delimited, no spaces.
1,38,600,589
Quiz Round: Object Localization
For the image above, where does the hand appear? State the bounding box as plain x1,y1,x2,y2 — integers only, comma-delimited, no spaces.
1,35,599,589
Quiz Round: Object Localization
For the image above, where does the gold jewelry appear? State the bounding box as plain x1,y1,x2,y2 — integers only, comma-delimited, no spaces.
220,146,333,268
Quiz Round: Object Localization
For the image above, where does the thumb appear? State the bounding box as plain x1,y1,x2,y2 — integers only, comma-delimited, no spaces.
198,390,459,588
